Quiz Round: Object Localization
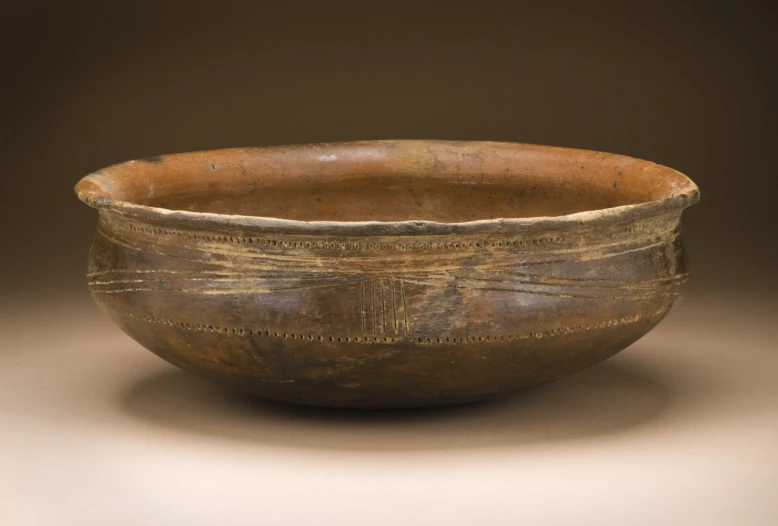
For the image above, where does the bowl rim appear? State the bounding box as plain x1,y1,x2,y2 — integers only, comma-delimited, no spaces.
75,140,700,236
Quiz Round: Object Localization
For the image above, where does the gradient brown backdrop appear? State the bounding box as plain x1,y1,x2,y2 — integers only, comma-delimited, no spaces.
2,1,776,301
2,4,778,524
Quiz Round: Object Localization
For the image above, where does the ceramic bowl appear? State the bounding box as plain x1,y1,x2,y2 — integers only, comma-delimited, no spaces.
76,140,699,407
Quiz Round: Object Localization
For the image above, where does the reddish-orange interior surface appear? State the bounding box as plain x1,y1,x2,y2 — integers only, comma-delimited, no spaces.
78,142,693,222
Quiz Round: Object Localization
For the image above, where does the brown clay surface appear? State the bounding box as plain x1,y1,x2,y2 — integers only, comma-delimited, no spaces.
76,140,699,407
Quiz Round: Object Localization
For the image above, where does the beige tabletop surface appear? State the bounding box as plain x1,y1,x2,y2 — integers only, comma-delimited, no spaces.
1,291,776,526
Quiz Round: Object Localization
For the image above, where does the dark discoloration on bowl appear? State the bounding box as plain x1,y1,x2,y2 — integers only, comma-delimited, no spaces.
76,140,699,408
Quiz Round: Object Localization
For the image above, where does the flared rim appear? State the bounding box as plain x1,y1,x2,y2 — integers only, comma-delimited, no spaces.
75,140,700,236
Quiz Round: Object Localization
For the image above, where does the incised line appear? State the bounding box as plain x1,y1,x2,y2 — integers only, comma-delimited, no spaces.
378,278,386,332
360,280,366,335
400,279,408,332
391,279,398,334
371,278,377,335
120,306,669,346
102,219,678,258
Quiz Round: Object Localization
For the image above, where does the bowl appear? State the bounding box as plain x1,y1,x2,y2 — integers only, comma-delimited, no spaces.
76,140,699,408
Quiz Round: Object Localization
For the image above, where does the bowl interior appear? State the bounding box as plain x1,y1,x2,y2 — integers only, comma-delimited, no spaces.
148,175,654,223
78,141,695,223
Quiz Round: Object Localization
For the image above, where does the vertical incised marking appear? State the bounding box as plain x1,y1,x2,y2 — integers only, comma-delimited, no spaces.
372,278,378,334
360,280,367,335
391,278,398,334
380,278,386,333
400,279,409,332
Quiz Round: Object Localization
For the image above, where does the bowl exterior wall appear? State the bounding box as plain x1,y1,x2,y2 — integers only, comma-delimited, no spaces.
88,210,688,407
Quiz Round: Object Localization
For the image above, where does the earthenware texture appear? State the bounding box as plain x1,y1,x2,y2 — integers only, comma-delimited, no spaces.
76,141,700,407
